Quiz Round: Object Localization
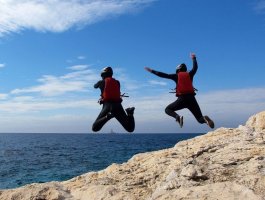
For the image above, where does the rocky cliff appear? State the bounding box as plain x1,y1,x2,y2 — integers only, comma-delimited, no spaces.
1,111,265,200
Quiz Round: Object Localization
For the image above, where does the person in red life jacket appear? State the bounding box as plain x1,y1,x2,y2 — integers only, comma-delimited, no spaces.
144,53,214,129
92,66,135,132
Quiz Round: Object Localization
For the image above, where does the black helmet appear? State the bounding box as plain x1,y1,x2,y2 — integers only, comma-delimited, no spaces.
101,66,113,78
176,63,187,73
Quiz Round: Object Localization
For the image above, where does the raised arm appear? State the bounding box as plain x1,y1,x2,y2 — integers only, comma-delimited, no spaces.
189,53,198,77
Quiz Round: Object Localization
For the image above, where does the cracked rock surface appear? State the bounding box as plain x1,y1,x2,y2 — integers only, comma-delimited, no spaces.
1,111,265,200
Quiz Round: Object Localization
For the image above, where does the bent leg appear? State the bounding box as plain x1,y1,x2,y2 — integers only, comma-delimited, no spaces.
165,97,186,119
92,103,112,132
112,103,135,132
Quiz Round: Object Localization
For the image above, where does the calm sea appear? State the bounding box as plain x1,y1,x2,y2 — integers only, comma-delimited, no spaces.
0,133,201,190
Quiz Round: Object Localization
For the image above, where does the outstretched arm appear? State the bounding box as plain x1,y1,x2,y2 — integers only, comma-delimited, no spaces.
144,67,175,80
144,67,153,73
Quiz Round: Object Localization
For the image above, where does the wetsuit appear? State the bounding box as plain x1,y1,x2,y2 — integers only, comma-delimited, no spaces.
92,79,135,132
150,57,206,124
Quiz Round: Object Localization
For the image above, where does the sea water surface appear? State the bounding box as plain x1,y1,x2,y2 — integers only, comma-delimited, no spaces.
0,133,201,190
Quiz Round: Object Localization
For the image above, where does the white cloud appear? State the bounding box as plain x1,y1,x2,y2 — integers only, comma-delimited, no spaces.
77,56,86,60
113,67,145,91
0,0,156,36
68,65,89,71
198,88,265,104
197,88,265,122
1,61,264,133
148,80,167,86
0,98,97,113
0,63,5,68
0,85,264,133
128,87,265,132
0,93,8,100
11,68,98,96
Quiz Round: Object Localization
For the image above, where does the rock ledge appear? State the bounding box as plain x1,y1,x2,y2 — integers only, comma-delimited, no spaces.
1,111,265,200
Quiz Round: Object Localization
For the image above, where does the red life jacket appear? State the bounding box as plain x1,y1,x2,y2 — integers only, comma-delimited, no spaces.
176,72,195,96
102,77,121,102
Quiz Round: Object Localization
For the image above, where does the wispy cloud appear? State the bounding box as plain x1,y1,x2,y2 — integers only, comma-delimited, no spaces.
255,0,265,12
0,60,264,132
0,93,8,100
0,98,96,113
0,0,156,36
198,88,265,104
148,80,167,86
128,87,265,132
113,67,147,92
0,54,263,133
0,63,5,68
11,67,98,96
68,65,89,71
77,56,86,60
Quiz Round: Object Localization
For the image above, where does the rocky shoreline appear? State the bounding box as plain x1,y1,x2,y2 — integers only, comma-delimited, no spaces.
0,111,265,200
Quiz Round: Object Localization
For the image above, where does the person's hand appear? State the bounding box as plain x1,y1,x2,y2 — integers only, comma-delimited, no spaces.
144,67,153,73
190,53,196,59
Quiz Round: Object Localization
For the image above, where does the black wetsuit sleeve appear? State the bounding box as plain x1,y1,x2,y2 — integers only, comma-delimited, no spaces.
150,70,177,82
94,80,102,88
189,57,198,79
94,80,105,95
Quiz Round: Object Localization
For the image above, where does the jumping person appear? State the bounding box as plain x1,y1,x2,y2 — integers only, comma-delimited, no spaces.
144,53,214,129
92,66,135,132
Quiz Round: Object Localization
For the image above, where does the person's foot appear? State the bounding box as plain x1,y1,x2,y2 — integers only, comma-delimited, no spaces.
125,107,135,116
204,116,214,129
176,116,183,128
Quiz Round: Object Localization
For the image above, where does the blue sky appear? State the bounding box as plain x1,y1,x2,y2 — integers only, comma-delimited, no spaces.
0,0,265,133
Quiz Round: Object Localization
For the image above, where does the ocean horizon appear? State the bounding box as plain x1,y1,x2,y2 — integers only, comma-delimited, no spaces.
0,133,202,190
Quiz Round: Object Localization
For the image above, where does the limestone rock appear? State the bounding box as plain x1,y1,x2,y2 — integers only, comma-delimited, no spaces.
246,111,265,131
1,111,265,200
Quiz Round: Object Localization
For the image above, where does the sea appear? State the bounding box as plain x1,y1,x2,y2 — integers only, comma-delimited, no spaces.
0,133,201,190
